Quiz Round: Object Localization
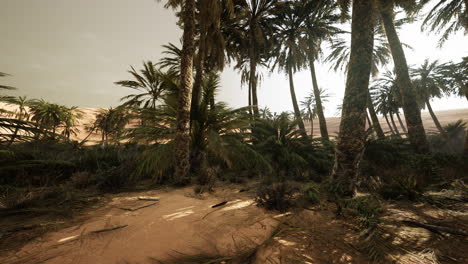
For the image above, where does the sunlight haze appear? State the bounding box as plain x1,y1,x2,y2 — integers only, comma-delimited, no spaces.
1,0,466,116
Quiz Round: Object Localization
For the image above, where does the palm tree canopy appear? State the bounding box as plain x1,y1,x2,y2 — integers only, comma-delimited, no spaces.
116,61,169,109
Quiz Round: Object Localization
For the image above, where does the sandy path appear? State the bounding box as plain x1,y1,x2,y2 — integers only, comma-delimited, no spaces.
1,187,278,264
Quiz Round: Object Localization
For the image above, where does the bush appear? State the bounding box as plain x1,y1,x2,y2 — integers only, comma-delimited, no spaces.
255,181,300,212
342,197,383,230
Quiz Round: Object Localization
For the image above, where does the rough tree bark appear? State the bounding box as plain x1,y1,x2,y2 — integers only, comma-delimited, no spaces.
309,59,329,140
330,0,375,197
367,91,385,139
174,0,196,182
379,1,429,153
287,65,308,138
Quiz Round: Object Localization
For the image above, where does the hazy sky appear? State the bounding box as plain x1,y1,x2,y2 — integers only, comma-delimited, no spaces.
1,0,467,117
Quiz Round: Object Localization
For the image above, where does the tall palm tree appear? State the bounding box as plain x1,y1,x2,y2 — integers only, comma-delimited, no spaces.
271,0,308,138
420,0,468,46
302,0,343,140
377,0,429,153
301,87,331,137
174,0,197,182
331,0,376,197
116,61,168,109
190,0,232,122
233,0,281,117
412,59,450,137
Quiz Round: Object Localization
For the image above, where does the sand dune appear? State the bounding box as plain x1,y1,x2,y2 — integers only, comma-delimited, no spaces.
1,102,467,143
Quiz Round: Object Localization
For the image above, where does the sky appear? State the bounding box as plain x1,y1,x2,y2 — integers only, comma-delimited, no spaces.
1,0,467,117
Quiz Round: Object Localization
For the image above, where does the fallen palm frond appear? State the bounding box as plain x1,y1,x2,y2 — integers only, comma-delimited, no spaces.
117,203,157,212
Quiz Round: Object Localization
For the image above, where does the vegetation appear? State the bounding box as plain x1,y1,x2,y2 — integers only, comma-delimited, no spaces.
1,0,467,262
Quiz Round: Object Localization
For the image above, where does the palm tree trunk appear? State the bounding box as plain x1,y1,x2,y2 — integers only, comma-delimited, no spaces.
379,2,429,153
384,113,396,135
249,25,259,118
366,111,372,128
331,0,375,197
8,127,19,146
248,82,252,116
308,106,314,137
191,30,206,122
367,91,385,139
389,112,400,136
395,111,407,133
426,99,448,138
174,0,196,182
287,65,307,138
309,59,329,140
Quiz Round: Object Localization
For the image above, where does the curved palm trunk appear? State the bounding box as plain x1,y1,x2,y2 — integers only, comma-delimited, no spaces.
379,3,429,153
8,127,19,146
174,0,196,182
367,92,385,139
426,99,448,138
384,113,396,135
396,111,407,133
287,65,307,138
331,0,375,197
366,111,372,128
309,60,329,140
389,112,400,136
308,106,314,137
191,30,206,122
249,24,259,118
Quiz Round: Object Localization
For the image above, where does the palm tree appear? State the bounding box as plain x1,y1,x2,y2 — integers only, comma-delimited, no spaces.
330,0,376,197
3,96,34,145
271,1,308,138
158,42,183,75
302,0,343,141
190,0,232,122
412,59,450,138
372,82,398,136
366,89,386,139
420,0,468,46
115,61,167,109
93,107,129,146
377,0,429,153
325,24,404,140
29,100,67,138
234,0,281,117
173,0,197,182
61,106,83,141
252,112,329,179
301,87,331,137
440,57,468,101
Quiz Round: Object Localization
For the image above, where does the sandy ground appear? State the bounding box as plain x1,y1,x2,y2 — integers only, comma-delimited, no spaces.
1,186,279,264
3,186,467,264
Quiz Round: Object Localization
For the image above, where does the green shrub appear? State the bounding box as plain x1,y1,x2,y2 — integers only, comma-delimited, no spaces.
255,181,300,212
342,197,383,230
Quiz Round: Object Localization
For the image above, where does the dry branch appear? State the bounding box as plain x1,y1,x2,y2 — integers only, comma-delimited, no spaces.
118,202,157,212
402,220,468,237
92,224,128,233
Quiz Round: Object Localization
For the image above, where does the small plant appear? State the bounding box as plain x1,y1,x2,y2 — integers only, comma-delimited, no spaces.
342,197,384,230
255,181,300,212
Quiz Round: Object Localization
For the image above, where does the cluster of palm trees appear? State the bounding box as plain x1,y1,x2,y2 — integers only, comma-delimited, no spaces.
1,0,467,195
167,0,467,195
0,93,83,143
